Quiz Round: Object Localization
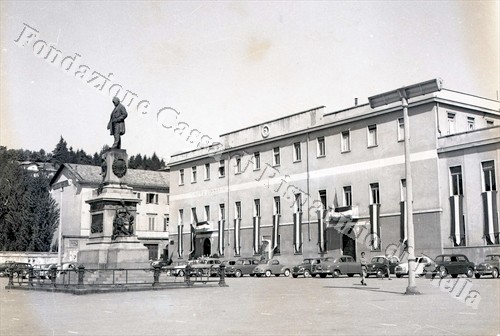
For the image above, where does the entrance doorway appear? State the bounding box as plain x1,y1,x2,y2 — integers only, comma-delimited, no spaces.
342,232,356,260
144,244,159,260
203,238,211,257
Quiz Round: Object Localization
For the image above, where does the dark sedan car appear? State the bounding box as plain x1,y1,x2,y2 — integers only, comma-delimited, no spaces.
224,257,260,277
311,255,362,278
475,254,499,279
426,254,475,278
292,257,331,278
366,256,400,277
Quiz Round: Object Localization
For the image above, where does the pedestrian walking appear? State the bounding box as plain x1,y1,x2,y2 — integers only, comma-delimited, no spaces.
360,252,368,286
384,255,392,280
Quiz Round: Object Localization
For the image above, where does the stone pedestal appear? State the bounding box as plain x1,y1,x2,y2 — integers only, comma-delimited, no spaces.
77,149,149,269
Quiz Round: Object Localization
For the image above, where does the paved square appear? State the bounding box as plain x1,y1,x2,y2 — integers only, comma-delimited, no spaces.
1,275,498,335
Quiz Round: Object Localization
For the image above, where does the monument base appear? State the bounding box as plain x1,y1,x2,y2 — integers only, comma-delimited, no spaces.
78,236,150,269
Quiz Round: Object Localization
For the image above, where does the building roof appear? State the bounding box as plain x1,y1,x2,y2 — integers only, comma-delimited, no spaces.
50,163,170,190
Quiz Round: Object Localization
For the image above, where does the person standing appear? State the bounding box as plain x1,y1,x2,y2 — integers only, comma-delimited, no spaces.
384,255,392,280
360,252,368,286
107,97,128,149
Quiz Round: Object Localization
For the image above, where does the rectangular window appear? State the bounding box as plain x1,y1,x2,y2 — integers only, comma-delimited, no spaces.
148,217,155,231
166,195,170,205
294,193,302,213
219,204,225,220
136,192,141,199
191,166,197,183
467,116,475,130
273,147,280,166
254,199,261,217
343,186,352,207
235,156,241,174
486,119,494,127
146,193,158,204
204,163,210,180
450,166,463,196
191,207,197,224
482,161,496,192
317,137,326,157
400,179,407,202
293,142,301,162
235,201,241,219
273,196,281,215
219,160,226,177
179,169,185,185
319,190,327,210
204,205,210,221
397,118,405,141
447,112,456,135
163,215,169,232
253,152,261,170
178,209,184,225
370,183,380,204
367,124,377,147
341,131,350,152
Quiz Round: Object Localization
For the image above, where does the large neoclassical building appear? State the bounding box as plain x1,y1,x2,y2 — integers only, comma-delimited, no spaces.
168,81,499,265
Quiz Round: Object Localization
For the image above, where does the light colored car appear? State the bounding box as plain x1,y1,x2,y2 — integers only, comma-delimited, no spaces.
394,256,433,278
253,259,291,277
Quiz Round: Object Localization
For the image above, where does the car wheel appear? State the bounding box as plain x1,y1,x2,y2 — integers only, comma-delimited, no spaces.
256,274,261,277
439,267,448,278
396,274,402,278
451,274,458,278
250,274,255,277
311,274,317,277
332,270,340,278
235,270,242,278
13,272,18,278
292,274,298,278
178,270,185,277
347,274,354,277
265,270,272,277
365,274,370,278
320,274,327,278
304,269,311,277
376,269,384,278
492,268,499,278
474,273,481,279
283,269,290,277
466,268,474,278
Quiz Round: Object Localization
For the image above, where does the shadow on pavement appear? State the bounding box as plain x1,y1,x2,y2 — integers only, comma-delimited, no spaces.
324,284,406,295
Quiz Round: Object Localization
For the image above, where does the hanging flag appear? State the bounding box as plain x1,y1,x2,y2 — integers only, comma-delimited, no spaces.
293,212,302,253
189,223,196,255
253,216,261,254
218,220,225,256
234,218,241,256
400,201,407,246
317,209,326,253
450,195,465,246
369,204,380,250
177,225,183,258
482,191,498,244
272,214,280,251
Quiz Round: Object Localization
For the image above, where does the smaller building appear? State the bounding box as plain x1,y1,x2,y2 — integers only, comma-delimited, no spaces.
50,164,170,262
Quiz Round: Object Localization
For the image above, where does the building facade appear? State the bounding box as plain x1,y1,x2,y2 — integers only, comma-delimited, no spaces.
50,164,170,262
168,84,499,265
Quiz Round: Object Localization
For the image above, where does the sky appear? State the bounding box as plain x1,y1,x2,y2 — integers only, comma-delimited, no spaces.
1,1,499,162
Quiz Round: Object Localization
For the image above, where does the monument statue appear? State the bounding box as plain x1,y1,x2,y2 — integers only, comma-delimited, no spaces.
111,203,135,240
107,97,128,149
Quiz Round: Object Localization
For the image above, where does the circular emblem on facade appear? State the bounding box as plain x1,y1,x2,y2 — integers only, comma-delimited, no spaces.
261,124,270,138
112,158,127,178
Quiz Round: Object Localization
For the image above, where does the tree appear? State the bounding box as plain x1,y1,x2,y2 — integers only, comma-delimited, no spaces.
51,136,70,167
0,148,59,251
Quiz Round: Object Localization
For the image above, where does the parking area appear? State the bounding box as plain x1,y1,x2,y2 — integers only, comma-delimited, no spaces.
1,275,498,335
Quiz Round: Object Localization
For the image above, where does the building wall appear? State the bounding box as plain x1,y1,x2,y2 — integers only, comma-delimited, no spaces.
169,89,500,265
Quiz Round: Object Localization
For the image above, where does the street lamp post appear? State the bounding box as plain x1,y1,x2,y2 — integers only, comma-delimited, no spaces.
368,78,443,295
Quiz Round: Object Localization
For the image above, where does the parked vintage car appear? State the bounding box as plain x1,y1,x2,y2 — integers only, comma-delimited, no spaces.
190,258,222,277
425,254,475,278
6,262,32,278
394,256,434,278
312,255,362,278
163,260,188,277
253,259,291,277
475,254,500,279
366,255,400,277
0,261,15,276
292,257,331,278
224,257,260,277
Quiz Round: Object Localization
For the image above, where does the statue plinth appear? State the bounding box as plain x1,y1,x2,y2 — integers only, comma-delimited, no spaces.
78,149,149,269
